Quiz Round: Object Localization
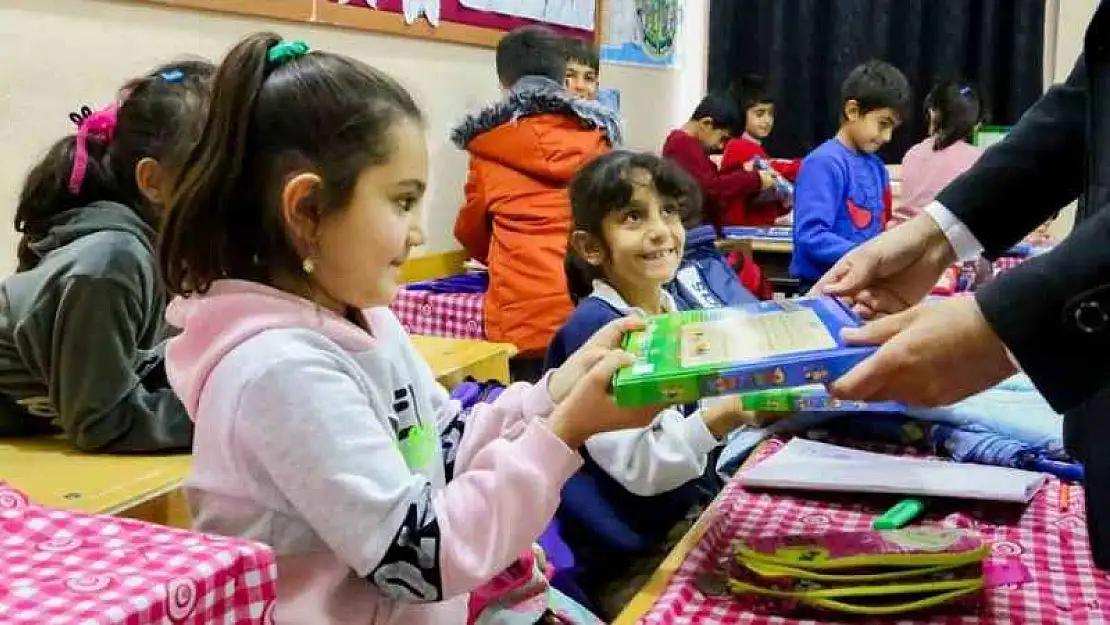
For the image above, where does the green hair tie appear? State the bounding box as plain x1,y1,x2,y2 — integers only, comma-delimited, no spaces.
267,40,310,65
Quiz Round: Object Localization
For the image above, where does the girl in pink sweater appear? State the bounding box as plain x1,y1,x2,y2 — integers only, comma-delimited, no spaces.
158,32,658,625
893,80,983,226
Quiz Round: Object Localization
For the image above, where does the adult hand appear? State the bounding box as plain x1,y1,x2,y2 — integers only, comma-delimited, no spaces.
830,296,1018,407
809,215,957,318
548,315,644,405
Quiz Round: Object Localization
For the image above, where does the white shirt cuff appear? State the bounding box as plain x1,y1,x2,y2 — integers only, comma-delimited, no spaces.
923,201,985,262
685,410,723,453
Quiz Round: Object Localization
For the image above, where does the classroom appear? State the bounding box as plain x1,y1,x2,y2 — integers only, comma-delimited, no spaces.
0,0,1108,623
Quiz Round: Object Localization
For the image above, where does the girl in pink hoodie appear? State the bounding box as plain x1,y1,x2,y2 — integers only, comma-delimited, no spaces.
157,32,658,625
893,80,984,226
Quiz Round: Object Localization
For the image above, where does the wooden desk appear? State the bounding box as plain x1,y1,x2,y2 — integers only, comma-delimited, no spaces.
0,437,193,526
412,334,518,386
0,336,518,529
750,239,793,254
613,443,776,624
612,506,714,624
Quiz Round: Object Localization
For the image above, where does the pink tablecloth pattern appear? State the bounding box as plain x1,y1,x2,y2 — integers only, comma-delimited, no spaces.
0,482,277,624
638,438,1110,625
993,256,1025,275
391,288,486,340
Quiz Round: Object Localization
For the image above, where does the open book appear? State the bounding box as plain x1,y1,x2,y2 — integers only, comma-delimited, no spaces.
738,439,1047,504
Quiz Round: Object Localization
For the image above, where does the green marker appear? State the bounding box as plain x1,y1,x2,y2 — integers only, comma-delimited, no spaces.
873,498,925,530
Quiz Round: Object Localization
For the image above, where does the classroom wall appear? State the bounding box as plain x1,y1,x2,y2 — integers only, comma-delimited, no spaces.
1043,0,1097,239
0,0,706,277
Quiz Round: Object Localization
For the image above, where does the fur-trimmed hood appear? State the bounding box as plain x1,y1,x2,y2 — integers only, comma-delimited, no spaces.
450,76,621,185
451,76,622,149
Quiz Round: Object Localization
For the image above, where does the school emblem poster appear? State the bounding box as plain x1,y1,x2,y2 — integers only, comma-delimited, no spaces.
601,0,680,68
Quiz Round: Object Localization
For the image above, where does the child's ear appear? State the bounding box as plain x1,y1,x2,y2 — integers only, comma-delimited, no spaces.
843,99,861,122
280,172,326,260
134,157,165,206
570,230,605,266
697,117,716,132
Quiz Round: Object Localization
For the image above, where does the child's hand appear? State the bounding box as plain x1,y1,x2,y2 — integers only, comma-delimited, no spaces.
547,350,661,448
701,396,790,439
758,170,777,191
548,316,645,404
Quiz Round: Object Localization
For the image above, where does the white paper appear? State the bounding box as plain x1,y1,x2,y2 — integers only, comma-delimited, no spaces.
602,0,638,47
402,0,441,25
738,439,1048,504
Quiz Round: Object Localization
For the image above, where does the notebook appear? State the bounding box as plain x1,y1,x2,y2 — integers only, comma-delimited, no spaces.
722,226,793,240
738,439,1047,503
613,297,875,408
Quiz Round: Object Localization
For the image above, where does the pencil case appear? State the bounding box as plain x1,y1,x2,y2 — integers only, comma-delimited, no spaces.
725,528,987,617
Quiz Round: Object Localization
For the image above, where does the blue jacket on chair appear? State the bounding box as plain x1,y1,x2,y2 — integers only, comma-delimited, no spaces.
667,225,759,309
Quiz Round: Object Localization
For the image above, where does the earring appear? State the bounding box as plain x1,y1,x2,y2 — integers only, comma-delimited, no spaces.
302,258,316,274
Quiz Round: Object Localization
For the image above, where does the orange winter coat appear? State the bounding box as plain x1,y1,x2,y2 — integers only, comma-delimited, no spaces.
452,77,620,356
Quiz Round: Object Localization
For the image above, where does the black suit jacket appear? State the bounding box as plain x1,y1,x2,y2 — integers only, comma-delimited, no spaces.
936,4,1110,568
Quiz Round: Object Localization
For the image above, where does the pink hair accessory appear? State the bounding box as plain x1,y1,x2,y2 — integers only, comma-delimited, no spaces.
67,102,120,195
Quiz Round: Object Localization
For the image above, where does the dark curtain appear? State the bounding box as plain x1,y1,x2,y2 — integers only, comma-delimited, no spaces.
708,0,1045,162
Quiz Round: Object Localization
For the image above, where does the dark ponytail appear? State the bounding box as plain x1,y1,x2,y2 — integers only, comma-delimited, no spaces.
12,59,214,272
160,32,424,296
926,80,982,151
161,33,282,294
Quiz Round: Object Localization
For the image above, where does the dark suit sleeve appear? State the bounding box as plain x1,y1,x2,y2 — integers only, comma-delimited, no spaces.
976,208,1110,414
937,54,1088,254
929,54,1101,413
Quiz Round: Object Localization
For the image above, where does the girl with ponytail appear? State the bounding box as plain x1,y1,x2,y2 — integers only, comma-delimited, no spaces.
0,60,213,452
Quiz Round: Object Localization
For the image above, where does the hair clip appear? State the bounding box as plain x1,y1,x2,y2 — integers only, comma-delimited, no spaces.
68,106,93,127
67,103,120,195
160,69,185,83
959,86,973,97
267,40,310,66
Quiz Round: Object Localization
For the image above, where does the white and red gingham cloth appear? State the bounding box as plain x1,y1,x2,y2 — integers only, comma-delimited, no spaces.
993,256,1024,275
637,438,1110,625
0,482,277,624
391,288,486,340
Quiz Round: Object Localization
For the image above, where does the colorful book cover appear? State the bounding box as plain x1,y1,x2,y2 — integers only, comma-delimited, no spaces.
721,226,793,241
738,385,905,413
613,297,875,407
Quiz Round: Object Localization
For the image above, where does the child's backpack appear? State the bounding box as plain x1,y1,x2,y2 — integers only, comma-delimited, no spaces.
668,225,762,308
449,377,506,410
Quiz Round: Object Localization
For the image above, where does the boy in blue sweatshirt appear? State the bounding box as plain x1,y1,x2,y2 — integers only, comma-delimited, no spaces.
791,60,911,290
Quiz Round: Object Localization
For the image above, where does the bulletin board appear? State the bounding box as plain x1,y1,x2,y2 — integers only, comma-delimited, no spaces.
127,0,599,49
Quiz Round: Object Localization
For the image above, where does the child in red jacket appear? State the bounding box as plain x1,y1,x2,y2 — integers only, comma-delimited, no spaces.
662,93,777,299
662,93,776,228
720,75,802,227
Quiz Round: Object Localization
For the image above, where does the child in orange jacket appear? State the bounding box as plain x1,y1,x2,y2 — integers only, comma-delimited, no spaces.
452,26,620,380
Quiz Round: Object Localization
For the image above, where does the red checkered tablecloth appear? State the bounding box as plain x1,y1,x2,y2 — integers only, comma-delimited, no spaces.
637,439,1110,624
0,482,277,624
391,288,486,340
993,256,1024,275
